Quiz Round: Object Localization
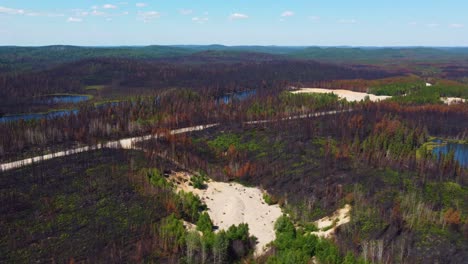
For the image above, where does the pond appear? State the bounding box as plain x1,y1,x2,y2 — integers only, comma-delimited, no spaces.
0,110,78,123
0,90,254,124
217,90,256,104
432,140,468,168
36,95,90,104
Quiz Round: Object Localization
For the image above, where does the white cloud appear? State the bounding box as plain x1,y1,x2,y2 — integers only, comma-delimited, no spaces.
338,19,357,24
122,11,129,15
92,10,106,16
138,11,160,22
229,13,248,20
67,17,82,23
309,16,320,21
192,16,208,23
281,11,294,17
180,9,193,15
0,6,25,15
449,23,464,28
103,4,117,9
0,6,65,18
136,3,147,8
427,23,439,27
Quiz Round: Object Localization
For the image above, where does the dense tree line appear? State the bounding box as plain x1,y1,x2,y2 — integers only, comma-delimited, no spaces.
0,57,393,107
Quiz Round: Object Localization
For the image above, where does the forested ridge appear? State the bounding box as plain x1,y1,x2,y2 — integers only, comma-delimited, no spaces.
2,45,468,73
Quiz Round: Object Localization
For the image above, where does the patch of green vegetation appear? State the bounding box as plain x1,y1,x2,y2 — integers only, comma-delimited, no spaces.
423,181,467,211
246,101,276,117
369,81,425,96
191,171,208,189
207,132,266,153
196,212,214,234
350,202,387,239
176,190,206,222
146,168,172,189
160,213,187,248
313,137,338,156
94,99,122,107
280,91,341,108
266,215,363,264
370,79,468,104
85,85,106,91
263,192,278,205
302,222,319,233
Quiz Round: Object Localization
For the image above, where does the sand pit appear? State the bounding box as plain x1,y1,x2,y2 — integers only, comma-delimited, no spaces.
169,172,282,256
312,204,351,238
291,88,391,102
442,97,467,105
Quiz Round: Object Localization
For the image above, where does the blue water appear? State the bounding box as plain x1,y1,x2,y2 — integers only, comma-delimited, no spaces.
36,95,90,104
218,90,256,104
0,110,78,123
432,140,468,168
1,90,255,123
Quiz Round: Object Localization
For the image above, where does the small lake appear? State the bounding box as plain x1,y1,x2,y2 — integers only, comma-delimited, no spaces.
218,90,256,104
1,90,253,124
36,95,90,104
0,110,78,123
432,140,468,167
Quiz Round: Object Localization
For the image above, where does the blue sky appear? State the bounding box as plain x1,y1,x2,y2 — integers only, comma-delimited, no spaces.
0,0,467,46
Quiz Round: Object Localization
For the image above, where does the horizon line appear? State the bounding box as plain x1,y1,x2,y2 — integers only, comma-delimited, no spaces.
1,44,468,48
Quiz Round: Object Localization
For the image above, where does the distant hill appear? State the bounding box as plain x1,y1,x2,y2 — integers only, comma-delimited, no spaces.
1,45,468,73
0,45,195,73
288,47,468,63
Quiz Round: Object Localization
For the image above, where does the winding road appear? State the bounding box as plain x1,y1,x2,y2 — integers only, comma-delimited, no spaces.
1,109,351,172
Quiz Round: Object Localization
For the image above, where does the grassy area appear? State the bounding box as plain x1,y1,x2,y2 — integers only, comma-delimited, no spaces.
369,79,468,104
85,85,106,91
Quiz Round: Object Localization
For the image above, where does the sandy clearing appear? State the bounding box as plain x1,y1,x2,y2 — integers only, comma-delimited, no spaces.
169,172,282,256
312,204,351,238
292,88,391,102
442,97,467,105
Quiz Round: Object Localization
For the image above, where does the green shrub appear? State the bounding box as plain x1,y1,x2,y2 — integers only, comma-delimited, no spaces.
146,168,171,189
191,171,208,189
177,191,206,222
196,212,213,234
263,193,278,205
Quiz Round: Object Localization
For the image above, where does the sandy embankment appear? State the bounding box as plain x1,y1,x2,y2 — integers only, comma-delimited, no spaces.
291,88,391,102
312,204,351,238
442,97,467,105
169,172,282,256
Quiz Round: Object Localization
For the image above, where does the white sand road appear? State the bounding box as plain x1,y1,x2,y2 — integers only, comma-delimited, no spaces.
0,124,218,172
169,172,282,256
291,88,391,102
1,109,353,172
